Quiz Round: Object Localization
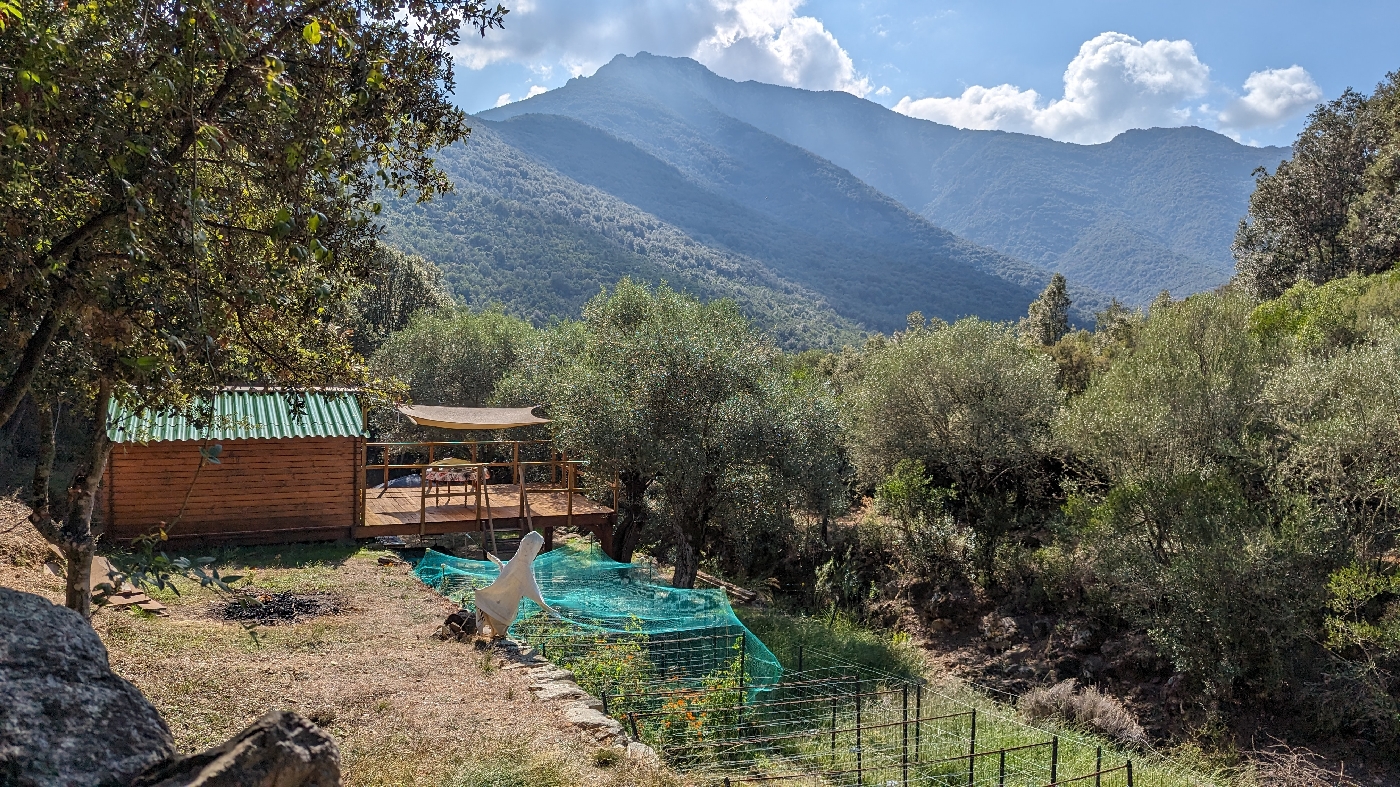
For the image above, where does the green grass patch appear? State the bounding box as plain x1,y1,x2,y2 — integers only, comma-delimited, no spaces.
737,607,925,679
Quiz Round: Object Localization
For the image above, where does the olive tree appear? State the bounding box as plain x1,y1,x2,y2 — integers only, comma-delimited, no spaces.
847,318,1062,569
498,280,842,588
0,0,507,615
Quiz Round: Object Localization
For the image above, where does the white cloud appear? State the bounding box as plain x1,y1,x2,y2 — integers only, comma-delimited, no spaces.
494,84,552,107
455,0,870,97
894,32,1210,144
1217,66,1322,131
874,85,891,97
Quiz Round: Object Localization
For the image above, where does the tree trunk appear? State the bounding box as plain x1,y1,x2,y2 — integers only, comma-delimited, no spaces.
0,300,68,428
671,522,699,590
31,379,114,619
609,470,651,563
29,396,55,522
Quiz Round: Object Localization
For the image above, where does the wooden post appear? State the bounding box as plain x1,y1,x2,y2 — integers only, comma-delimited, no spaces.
379,443,389,498
566,464,574,527
418,465,426,537
354,438,364,530
514,442,524,522
1095,747,1102,787
628,712,640,741
1126,760,1133,787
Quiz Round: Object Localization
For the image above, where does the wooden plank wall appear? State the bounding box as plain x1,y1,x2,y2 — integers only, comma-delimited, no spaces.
104,437,357,544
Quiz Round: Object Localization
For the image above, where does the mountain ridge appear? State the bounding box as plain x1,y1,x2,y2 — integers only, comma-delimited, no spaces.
484,53,1289,305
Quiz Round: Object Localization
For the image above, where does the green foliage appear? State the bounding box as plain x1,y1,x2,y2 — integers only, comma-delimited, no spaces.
0,0,505,613
341,245,456,357
849,318,1061,568
1058,291,1265,485
1235,72,1400,298
1325,564,1400,654
736,607,926,681
379,131,866,350
497,279,843,587
1250,271,1400,354
1265,326,1400,545
368,305,532,437
1023,273,1072,346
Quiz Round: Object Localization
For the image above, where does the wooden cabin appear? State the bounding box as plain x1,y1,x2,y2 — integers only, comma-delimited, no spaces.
103,391,616,550
103,389,367,545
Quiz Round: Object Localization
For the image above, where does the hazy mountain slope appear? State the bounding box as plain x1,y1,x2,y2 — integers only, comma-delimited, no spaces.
488,54,1289,304
379,126,865,349
477,66,1093,320
485,112,1056,332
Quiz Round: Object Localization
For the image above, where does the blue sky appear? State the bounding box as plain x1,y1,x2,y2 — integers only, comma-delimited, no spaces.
450,0,1400,147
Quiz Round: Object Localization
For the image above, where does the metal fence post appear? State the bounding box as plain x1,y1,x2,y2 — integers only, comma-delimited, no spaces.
855,676,863,785
739,633,747,688
1126,760,1133,787
915,684,922,763
999,748,1006,787
1050,736,1059,785
830,695,837,764
1095,746,1102,787
968,709,977,787
902,685,909,787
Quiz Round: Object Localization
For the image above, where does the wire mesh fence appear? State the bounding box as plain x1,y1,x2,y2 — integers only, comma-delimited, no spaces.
515,631,1141,787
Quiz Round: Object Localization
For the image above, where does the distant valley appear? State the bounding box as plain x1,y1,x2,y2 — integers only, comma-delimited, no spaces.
382,53,1291,346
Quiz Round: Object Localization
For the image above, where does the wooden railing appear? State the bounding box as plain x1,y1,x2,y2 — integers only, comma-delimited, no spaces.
358,439,607,538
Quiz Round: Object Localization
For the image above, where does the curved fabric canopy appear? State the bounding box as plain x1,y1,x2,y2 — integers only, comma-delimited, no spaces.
396,405,551,430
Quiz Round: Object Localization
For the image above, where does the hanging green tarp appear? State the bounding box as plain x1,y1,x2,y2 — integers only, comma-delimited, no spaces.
414,543,783,689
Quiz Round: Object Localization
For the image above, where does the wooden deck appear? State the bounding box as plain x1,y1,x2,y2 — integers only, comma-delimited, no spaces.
353,483,614,547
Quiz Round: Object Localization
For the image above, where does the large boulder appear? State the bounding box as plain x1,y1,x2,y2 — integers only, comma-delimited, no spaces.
0,587,176,786
133,710,339,787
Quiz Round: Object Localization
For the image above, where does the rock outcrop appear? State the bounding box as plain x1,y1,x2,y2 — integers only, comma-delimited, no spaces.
0,587,176,786
133,710,340,787
0,587,341,787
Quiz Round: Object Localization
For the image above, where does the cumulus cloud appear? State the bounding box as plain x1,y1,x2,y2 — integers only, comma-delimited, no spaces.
1217,66,1322,131
455,0,870,96
493,85,550,107
894,32,1211,144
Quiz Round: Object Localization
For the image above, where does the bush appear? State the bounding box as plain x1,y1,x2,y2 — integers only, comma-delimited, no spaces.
1017,679,1146,745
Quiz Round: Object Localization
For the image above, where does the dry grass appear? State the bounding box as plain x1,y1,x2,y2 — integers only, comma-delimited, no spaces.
1018,678,1147,746
0,495,62,599
0,508,678,787
1242,742,1359,787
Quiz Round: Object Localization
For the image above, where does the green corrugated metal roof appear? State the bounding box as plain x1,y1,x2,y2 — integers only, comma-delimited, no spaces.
108,390,366,443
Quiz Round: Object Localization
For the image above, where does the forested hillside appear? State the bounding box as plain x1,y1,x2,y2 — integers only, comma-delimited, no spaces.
378,125,866,349
380,115,1065,343
485,53,1288,305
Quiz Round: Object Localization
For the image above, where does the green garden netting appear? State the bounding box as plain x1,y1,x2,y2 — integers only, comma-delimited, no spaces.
413,543,783,690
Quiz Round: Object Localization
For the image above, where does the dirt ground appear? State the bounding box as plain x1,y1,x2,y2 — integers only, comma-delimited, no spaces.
0,496,676,786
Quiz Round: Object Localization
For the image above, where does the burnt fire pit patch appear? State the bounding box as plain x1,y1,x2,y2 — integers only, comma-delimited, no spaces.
220,590,342,626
